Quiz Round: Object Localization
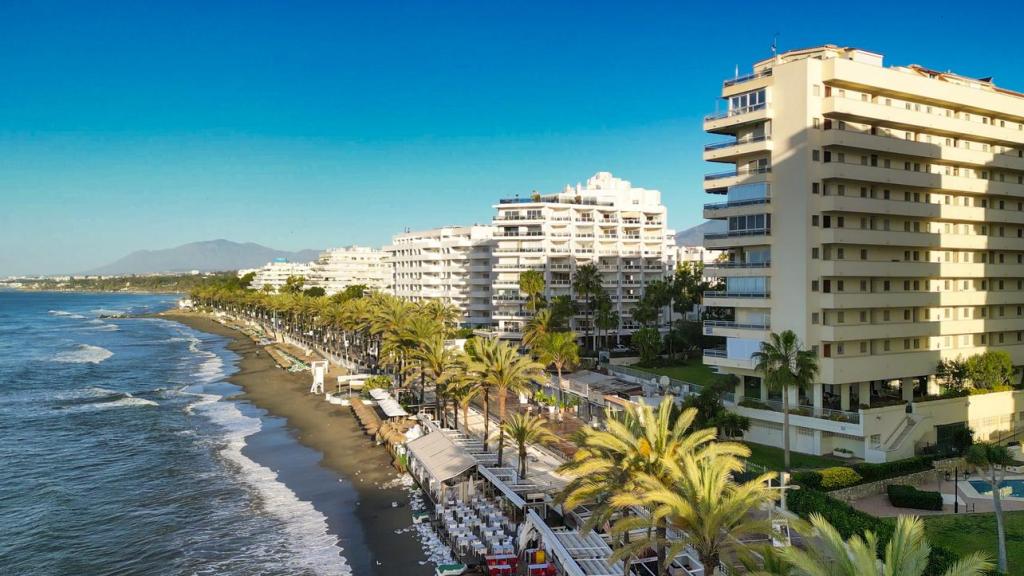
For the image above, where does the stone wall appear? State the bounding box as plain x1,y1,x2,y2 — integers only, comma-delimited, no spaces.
828,469,941,503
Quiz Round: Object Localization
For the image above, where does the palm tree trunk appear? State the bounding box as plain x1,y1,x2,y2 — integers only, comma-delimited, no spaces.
419,364,425,406
519,445,527,479
782,383,791,472
556,364,564,404
992,466,1008,573
497,392,507,466
656,521,667,576
483,390,491,451
461,402,469,435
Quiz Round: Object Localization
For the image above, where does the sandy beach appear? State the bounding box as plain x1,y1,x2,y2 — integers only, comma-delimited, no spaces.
160,310,433,576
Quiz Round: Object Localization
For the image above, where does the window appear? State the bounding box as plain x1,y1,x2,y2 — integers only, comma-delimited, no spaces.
812,247,819,259
811,280,819,291
860,342,868,353
812,312,819,324
813,84,821,97
812,182,820,194
812,150,820,161
860,249,868,260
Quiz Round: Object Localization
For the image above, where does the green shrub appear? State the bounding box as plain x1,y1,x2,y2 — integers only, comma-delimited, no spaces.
852,455,935,483
887,484,943,511
819,466,862,490
788,489,958,575
791,470,822,490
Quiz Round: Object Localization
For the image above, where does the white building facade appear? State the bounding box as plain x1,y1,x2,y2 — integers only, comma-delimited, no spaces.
310,246,389,295
489,172,677,341
385,225,496,327
250,259,314,292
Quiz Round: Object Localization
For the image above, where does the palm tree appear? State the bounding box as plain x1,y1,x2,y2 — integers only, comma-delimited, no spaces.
594,294,619,350
572,263,602,351
768,513,990,576
467,338,545,466
752,330,818,472
519,269,546,314
609,442,776,574
559,398,720,576
407,335,465,422
447,374,481,432
498,413,557,479
966,442,1013,573
534,331,580,404
523,308,555,349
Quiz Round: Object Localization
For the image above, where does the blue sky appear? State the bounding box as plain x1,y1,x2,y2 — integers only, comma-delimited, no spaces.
2,0,1023,274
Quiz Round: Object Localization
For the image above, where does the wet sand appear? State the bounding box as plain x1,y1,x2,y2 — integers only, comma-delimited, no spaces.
160,311,432,576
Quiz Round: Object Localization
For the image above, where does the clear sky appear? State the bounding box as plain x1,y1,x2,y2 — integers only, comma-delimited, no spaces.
3,0,1023,275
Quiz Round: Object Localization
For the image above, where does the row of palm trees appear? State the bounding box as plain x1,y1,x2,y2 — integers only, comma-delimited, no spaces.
557,396,992,576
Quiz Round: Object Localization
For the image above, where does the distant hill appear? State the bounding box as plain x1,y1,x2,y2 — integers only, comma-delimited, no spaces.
83,240,322,275
674,221,726,247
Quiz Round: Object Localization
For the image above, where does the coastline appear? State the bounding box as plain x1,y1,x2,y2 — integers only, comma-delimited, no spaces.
159,310,432,576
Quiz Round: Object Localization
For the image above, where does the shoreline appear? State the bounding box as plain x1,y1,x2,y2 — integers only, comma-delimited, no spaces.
159,310,432,576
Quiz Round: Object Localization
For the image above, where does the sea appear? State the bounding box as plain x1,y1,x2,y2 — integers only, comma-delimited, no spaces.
0,291,356,576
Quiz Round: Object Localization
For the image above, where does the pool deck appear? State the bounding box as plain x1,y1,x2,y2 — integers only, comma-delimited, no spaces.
850,475,1024,517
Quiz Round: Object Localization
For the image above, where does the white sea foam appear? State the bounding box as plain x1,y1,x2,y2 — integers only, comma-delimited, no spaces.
196,400,351,575
54,344,113,364
49,310,85,319
90,395,159,409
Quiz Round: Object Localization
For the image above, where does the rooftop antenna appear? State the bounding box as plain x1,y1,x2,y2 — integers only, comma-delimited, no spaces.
771,33,779,58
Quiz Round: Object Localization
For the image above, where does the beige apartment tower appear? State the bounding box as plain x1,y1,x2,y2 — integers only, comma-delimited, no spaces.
703,45,1024,461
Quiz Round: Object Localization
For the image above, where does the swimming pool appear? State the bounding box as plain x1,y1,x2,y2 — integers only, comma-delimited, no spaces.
968,479,1024,498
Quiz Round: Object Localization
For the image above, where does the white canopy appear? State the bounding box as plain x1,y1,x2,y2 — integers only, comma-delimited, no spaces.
406,432,476,483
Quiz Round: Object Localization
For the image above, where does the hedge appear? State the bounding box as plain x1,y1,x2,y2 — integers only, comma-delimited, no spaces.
819,467,863,490
788,488,959,575
791,470,823,490
851,456,936,483
887,484,943,511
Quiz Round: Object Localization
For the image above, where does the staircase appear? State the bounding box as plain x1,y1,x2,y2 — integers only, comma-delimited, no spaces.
872,415,930,462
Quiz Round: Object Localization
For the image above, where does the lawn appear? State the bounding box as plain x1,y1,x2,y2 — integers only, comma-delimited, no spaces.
923,511,1024,573
742,442,843,471
629,362,719,386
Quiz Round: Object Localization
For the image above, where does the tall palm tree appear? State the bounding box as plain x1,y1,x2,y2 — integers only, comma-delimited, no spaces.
467,338,545,466
594,294,619,350
609,442,776,574
519,269,546,314
767,513,991,576
752,330,818,472
497,413,557,479
559,398,720,576
534,331,580,404
572,263,602,351
966,442,1012,573
446,374,481,432
406,335,465,422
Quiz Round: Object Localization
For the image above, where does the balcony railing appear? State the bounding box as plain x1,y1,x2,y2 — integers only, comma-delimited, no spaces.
704,229,770,240
703,197,771,210
723,69,772,88
498,196,613,206
706,261,771,269
703,347,728,358
736,397,861,424
704,166,771,181
703,320,770,330
704,102,769,122
704,290,770,298
704,135,771,151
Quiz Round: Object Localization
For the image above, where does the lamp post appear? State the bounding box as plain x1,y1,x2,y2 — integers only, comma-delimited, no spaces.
954,466,959,514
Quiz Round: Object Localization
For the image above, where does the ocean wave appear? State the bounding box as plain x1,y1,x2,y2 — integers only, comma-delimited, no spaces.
53,388,159,411
49,310,86,319
89,323,120,332
196,401,350,575
54,344,113,364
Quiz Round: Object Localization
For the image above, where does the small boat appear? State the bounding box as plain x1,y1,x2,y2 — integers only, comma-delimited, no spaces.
435,563,467,576
411,510,430,524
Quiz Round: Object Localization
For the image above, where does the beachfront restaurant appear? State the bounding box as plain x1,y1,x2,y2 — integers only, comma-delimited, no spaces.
368,387,410,420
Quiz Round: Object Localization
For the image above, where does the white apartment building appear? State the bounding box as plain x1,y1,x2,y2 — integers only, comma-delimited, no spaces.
250,258,314,292
385,225,496,327
309,245,389,295
702,45,1024,461
489,172,676,341
677,245,724,266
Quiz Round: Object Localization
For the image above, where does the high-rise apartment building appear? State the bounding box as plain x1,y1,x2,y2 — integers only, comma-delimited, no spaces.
310,246,389,295
249,258,314,292
489,172,676,340
703,45,1024,461
385,225,496,327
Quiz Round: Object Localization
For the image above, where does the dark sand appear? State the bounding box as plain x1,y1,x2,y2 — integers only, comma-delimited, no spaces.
160,311,432,576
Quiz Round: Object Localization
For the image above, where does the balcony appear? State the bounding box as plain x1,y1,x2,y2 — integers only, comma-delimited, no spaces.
819,127,1024,172
703,135,772,162
819,194,1024,226
704,228,771,249
722,69,772,89
703,319,770,339
703,290,771,309
703,197,771,219
820,160,1024,198
704,103,771,134
703,166,771,193
733,397,861,425
702,347,757,370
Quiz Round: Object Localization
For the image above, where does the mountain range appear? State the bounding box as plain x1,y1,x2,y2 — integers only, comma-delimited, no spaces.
674,220,725,247
84,240,322,275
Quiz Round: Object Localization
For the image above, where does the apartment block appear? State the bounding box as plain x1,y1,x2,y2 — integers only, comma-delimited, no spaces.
385,225,496,327
489,171,676,340
310,245,389,295
250,258,314,292
703,45,1024,461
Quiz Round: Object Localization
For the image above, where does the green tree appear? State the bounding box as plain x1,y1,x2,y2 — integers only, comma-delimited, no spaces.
594,293,619,350
518,269,546,314
752,330,818,472
282,275,306,294
238,271,256,289
770,513,990,576
964,350,1015,390
966,442,1014,573
548,295,577,329
523,308,555,349
534,331,580,403
303,286,326,297
572,263,602,351
632,326,662,365
498,413,557,479
936,356,969,392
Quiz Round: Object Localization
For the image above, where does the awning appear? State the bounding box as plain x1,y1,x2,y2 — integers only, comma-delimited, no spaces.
406,432,476,483
478,466,527,509
377,397,409,418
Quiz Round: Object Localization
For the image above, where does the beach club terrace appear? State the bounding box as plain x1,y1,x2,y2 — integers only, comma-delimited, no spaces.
405,419,708,576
